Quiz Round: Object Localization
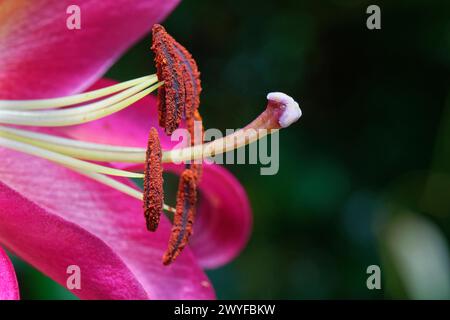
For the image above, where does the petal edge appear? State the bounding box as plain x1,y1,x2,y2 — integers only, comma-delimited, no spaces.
0,246,20,300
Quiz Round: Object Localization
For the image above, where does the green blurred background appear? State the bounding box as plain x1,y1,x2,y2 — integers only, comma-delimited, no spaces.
12,0,450,299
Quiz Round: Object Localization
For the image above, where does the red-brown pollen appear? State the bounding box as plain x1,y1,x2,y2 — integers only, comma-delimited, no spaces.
173,40,202,120
151,24,201,135
151,24,204,265
143,127,164,232
162,169,197,265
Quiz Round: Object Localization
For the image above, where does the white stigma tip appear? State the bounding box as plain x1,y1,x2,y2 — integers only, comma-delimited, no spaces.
267,92,302,128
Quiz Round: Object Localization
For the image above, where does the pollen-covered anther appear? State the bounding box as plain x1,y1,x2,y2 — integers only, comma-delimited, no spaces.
173,40,202,120
143,127,164,232
152,24,185,135
151,24,201,135
162,169,197,265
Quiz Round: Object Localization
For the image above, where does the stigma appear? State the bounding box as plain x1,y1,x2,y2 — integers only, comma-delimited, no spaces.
267,92,302,128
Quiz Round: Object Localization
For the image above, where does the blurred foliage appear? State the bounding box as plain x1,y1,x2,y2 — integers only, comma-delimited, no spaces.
15,0,450,299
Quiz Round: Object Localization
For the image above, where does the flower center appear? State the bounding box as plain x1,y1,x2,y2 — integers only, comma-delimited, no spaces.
0,24,302,265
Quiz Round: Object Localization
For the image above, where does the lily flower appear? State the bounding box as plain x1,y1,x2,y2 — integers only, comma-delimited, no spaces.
0,1,301,299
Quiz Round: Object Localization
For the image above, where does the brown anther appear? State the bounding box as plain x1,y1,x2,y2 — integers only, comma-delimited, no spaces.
143,127,164,232
162,169,197,265
151,24,202,135
152,24,186,135
173,40,202,120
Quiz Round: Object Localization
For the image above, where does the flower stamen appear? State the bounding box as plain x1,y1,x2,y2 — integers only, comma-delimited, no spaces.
0,125,145,162
0,135,176,214
152,24,202,134
163,169,197,265
172,36,201,120
0,136,143,178
152,24,186,135
0,80,162,126
143,127,164,232
0,75,156,110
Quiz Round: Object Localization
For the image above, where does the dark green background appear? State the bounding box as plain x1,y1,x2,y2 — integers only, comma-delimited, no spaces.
13,0,450,299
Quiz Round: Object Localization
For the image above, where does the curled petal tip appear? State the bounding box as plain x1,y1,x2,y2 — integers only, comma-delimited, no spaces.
267,92,302,128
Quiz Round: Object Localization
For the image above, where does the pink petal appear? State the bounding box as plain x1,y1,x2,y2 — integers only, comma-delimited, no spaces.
0,0,180,99
58,78,253,269
0,246,20,300
0,148,214,300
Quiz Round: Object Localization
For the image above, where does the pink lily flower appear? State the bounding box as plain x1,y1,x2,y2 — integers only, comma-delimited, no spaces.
0,0,302,300
0,0,253,299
